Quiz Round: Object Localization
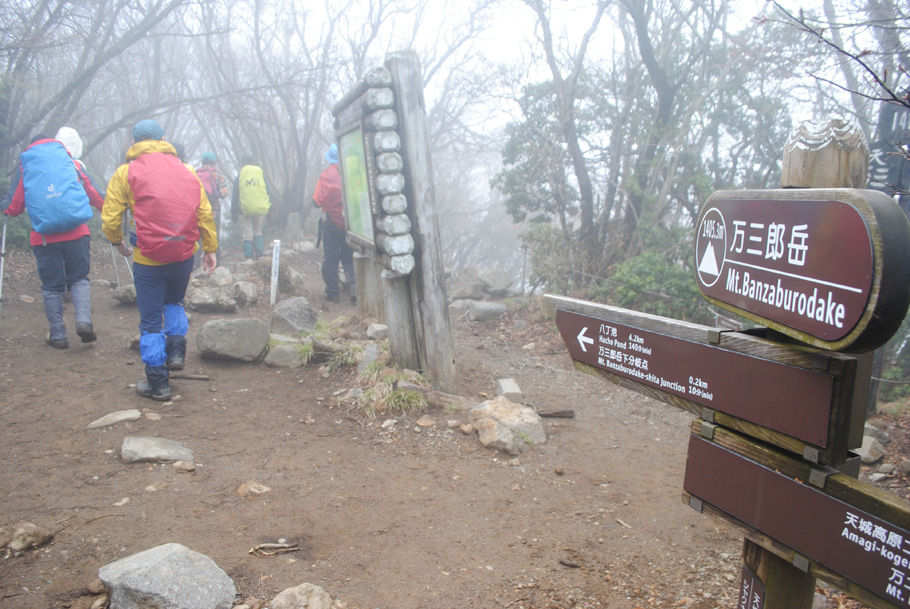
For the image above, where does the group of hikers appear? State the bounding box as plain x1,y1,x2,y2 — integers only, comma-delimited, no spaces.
1,119,355,402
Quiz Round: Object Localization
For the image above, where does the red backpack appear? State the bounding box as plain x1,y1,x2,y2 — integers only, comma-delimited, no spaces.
196,166,220,202
128,152,201,263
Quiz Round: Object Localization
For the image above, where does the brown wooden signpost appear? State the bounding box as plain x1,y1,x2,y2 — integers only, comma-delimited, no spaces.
695,189,910,352
548,120,910,609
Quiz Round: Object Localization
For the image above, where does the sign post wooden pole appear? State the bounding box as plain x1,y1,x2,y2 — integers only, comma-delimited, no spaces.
743,539,815,609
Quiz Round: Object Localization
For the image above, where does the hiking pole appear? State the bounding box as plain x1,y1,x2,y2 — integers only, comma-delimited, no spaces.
123,209,135,283
110,242,121,288
0,216,7,315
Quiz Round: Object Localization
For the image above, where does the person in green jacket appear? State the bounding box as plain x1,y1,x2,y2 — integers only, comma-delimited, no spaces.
231,156,271,259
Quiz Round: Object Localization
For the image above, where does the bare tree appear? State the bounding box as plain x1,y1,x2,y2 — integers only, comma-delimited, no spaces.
0,0,189,171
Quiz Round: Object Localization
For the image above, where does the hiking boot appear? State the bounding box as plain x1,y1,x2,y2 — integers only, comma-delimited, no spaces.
165,335,187,371
45,333,69,349
75,322,97,343
137,365,170,401
326,293,340,303
136,380,171,401
166,352,185,371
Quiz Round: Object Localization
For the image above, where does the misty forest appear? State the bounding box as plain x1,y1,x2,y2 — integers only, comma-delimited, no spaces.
2,0,910,389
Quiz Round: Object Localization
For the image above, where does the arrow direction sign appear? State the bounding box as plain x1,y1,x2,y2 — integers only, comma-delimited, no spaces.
576,326,594,352
549,295,859,465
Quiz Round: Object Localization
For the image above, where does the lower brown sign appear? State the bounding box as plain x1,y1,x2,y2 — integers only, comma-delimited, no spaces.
556,309,835,447
685,433,910,608
738,565,765,609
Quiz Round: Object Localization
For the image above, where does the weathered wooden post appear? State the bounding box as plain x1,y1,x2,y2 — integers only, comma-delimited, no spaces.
782,119,880,417
385,51,456,392
353,252,385,320
782,119,868,189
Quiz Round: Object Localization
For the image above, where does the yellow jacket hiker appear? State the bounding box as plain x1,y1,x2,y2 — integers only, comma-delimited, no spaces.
102,120,217,403
102,139,217,266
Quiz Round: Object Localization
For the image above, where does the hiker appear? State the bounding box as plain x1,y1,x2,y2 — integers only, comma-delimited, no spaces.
55,127,99,184
312,143,354,303
231,155,270,259
195,151,228,262
2,130,105,348
196,151,228,227
102,119,218,401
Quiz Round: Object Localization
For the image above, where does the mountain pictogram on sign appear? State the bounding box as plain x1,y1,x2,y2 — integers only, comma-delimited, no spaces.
698,242,720,277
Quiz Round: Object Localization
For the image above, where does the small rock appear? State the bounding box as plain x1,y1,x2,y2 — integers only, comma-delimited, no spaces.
237,481,271,497
5,522,53,552
869,472,889,483
497,378,523,402
172,460,196,472
459,423,474,435
87,409,142,429
121,436,193,463
112,285,137,304
898,459,910,476
20,294,34,303
555,467,565,475
521,342,535,351
856,435,885,464
367,323,389,340
446,419,461,428
381,419,397,429
509,458,521,466
90,595,108,609
879,463,896,474
416,415,435,427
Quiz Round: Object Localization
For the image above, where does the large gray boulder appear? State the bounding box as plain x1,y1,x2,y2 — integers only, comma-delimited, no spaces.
465,299,507,322
99,543,235,609
185,286,237,313
271,297,319,336
197,318,269,362
477,268,513,298
449,268,485,300
265,343,307,368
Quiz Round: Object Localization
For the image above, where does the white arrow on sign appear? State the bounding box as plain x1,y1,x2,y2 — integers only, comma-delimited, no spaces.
577,327,594,352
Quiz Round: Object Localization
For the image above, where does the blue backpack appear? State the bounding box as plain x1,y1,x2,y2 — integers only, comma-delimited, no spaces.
20,139,92,234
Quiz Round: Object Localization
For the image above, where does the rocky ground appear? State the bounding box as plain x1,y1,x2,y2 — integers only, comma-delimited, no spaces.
0,240,906,609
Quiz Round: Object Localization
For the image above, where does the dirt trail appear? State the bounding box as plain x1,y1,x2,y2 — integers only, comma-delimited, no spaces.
0,243,895,609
